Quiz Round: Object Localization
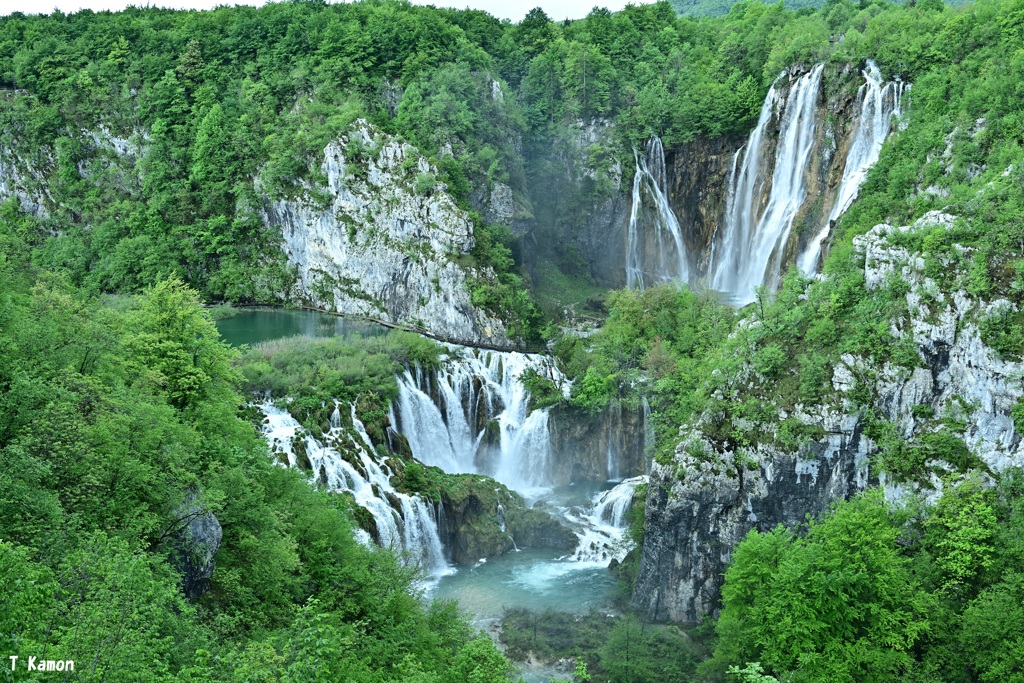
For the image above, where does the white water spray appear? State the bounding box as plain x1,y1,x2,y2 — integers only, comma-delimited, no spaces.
261,402,450,577
393,346,565,495
569,476,647,563
711,65,824,305
625,135,690,289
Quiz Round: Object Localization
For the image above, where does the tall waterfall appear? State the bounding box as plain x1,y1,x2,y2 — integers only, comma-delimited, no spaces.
261,402,450,577
798,62,907,274
626,135,689,290
393,346,565,494
710,64,825,305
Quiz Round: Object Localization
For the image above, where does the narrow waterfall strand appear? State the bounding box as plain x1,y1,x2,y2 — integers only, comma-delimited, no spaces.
798,61,905,275
710,83,778,295
625,135,690,288
626,150,646,290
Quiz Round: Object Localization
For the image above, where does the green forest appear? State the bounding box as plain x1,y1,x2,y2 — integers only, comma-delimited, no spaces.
2,0,1024,680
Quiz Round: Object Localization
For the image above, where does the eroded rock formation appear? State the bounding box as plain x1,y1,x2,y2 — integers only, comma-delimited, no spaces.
632,211,1023,623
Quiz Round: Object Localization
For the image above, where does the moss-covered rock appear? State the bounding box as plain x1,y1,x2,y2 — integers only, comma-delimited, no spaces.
393,462,575,564
507,506,577,553
481,418,502,448
389,432,413,458
293,439,312,471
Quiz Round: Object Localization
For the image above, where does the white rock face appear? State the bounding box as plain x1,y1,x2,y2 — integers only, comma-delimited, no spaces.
0,126,145,217
852,211,1023,477
262,121,511,348
0,146,49,216
633,211,1023,624
487,182,516,225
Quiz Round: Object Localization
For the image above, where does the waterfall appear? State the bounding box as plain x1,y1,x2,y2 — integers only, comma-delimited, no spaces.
260,402,450,577
390,345,654,568
393,346,565,494
798,62,906,274
592,476,643,527
710,65,824,305
625,135,690,290
569,476,647,563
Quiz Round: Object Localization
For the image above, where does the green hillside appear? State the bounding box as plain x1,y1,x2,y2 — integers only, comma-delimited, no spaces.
1,0,1023,680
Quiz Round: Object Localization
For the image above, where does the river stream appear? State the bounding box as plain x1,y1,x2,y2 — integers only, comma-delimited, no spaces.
218,308,634,620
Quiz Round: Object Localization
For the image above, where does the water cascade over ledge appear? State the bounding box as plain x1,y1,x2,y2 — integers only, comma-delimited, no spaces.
569,476,647,563
255,334,650,592
626,135,690,290
710,64,825,305
798,61,907,274
261,401,450,577
708,62,907,303
392,346,565,495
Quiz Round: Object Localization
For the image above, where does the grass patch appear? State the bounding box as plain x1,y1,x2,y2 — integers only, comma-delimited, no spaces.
532,257,606,317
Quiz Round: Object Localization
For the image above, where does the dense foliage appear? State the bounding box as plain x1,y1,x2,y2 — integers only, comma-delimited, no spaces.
705,477,1024,682
0,223,515,681
501,608,706,683
2,0,1011,325
670,0,830,18
3,0,1024,681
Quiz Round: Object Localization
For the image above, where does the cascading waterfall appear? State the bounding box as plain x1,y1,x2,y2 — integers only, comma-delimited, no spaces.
798,62,907,274
570,476,647,563
710,65,825,305
390,344,661,571
261,401,450,577
393,346,565,494
625,135,690,290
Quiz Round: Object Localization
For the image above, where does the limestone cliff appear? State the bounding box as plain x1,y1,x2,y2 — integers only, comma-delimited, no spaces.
631,211,1024,624
548,401,651,484
262,120,513,348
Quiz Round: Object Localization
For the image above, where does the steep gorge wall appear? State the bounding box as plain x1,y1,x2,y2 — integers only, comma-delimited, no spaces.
663,135,743,277
548,401,651,484
264,120,515,349
621,62,893,295
631,211,1024,624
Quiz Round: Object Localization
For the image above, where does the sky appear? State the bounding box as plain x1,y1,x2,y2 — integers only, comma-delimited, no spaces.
0,0,646,22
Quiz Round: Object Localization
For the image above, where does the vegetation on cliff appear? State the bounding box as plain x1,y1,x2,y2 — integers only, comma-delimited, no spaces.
705,478,1024,683
2,0,1013,331
0,235,515,681
3,0,1024,680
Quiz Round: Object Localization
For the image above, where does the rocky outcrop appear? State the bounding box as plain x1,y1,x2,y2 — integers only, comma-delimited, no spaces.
262,120,513,348
548,401,651,484
663,135,744,274
0,145,51,217
432,475,577,564
632,211,1024,624
169,493,223,600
